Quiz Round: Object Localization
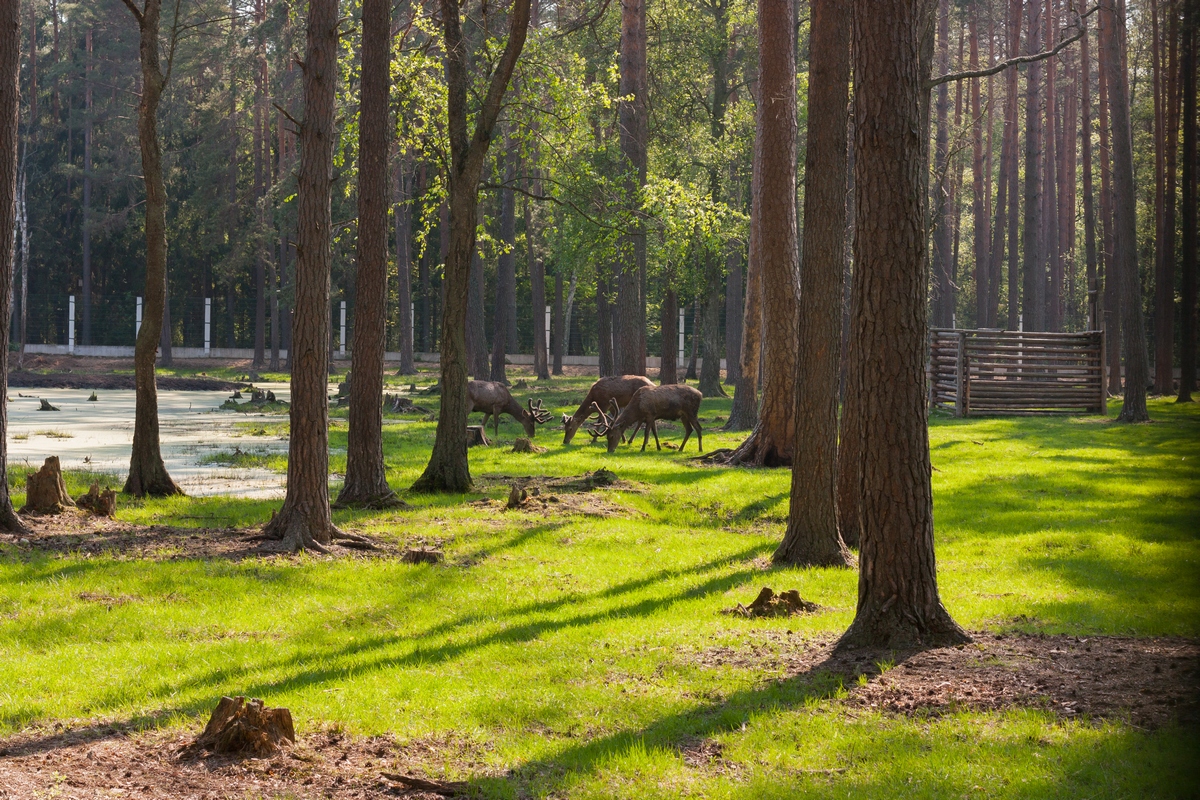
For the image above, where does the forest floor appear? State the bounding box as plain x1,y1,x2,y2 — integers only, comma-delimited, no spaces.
1,371,1197,798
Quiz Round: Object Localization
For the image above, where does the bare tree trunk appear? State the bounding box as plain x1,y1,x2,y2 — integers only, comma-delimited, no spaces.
82,27,92,346
122,0,181,498
412,0,531,492
159,282,173,366
659,285,677,383
837,92,860,548
597,271,614,376
491,136,516,383
724,132,762,432
724,248,742,385
776,0,852,567
698,250,726,397
338,0,395,508
1101,0,1150,421
1005,0,1022,329
686,300,700,379
1156,0,1180,393
969,8,989,329
16,152,26,369
468,208,489,379
395,163,416,374
1180,2,1196,402
1082,15,1100,328
615,0,647,376
526,167,549,380
552,272,564,374
931,0,953,328
260,0,339,547
1023,0,1045,332
0,1,29,532
1098,19,1121,393
840,0,968,650
1044,0,1060,332
722,0,798,465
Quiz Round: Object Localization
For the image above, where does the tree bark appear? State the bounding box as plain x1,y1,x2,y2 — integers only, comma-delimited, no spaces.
1180,1,1196,402
597,271,614,376
122,0,181,498
1023,0,1045,332
468,207,489,378
395,163,416,374
1098,13,1121,391
698,249,725,397
412,0,531,492
1081,15,1099,328
1005,0,1022,329
840,0,968,650
1156,0,1180,394
552,271,564,374
724,129,762,432
776,0,852,567
0,0,29,532
260,0,339,547
338,0,395,508
722,0,797,464
491,135,516,383
1101,0,1150,421
615,0,647,376
659,285,677,383
1044,0,1060,332
931,0,953,329
526,166,549,380
686,300,700,379
724,248,742,385
969,9,989,329
82,27,92,346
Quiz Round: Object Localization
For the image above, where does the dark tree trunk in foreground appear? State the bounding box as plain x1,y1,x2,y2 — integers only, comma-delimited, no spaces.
723,0,797,464
338,0,396,508
839,0,968,650
395,164,416,374
1101,0,1150,421
122,0,181,498
931,0,952,329
1180,4,1197,402
776,0,852,567
260,0,339,548
412,0,531,492
0,0,28,533
660,286,678,383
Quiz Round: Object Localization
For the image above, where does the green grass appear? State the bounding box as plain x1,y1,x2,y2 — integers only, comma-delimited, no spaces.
2,386,1197,798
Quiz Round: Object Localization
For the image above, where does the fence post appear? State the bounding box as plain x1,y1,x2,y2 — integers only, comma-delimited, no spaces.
204,297,212,356
954,331,966,418
339,300,347,357
136,296,143,339
68,295,75,354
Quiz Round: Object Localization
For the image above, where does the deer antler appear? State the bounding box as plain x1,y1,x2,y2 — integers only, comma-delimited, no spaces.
528,398,553,424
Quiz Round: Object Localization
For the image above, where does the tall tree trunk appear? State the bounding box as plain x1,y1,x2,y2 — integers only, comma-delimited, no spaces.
1082,16,1100,329
698,249,726,396
160,282,173,366
1156,0,1180,393
82,27,92,346
0,0,28,533
1101,0,1150,421
724,248,742,385
615,0,647,375
552,272,564,374
412,0,531,492
1023,0,1045,332
469,207,489,379
1099,12,1121,391
776,0,852,567
724,127,762,432
492,137,516,383
1061,31,1078,327
659,285,677,383
931,0,953,328
837,92,860,548
1044,0,1061,332
527,167,549,380
16,152,25,368
338,0,395,508
122,0,180,498
970,9,989,329
723,0,798,465
840,0,968,650
1179,1,1196,402
395,163,416,374
1005,0,1022,329
597,271,614,376
686,299,700,379
260,0,339,547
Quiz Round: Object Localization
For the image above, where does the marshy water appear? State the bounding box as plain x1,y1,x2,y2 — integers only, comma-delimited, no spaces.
7,385,297,498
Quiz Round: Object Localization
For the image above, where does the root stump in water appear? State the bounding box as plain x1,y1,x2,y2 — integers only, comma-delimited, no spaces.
20,456,75,514
76,483,116,517
193,696,295,756
38,399,58,411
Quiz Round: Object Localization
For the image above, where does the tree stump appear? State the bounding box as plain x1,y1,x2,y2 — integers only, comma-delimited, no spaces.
76,484,116,517
21,457,75,514
38,399,58,411
466,426,490,447
511,438,546,454
506,484,528,509
193,696,295,756
401,547,444,564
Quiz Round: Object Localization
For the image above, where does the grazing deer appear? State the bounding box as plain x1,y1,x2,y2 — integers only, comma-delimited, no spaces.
467,380,553,438
562,375,656,444
590,384,703,453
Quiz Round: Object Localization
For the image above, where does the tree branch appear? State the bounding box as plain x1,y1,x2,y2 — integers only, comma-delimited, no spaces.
120,0,144,25
928,4,1098,87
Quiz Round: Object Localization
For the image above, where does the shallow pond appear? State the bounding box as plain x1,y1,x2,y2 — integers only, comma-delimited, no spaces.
7,385,297,498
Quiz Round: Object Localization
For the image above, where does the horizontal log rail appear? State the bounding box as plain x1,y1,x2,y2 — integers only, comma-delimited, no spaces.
928,328,1106,417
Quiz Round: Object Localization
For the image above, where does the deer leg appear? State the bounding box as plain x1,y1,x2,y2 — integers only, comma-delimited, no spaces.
652,422,662,451
493,408,501,438
694,419,703,452
642,423,651,451
679,422,691,452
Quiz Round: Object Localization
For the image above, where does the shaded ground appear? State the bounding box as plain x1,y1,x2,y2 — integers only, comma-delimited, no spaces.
9,371,245,392
699,631,1200,730
0,512,396,561
0,632,1194,798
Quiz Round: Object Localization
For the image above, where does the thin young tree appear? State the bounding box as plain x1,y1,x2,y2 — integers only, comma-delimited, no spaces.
721,0,798,464
412,0,532,492
121,0,181,497
839,0,968,649
0,0,29,534
338,0,397,508
1100,0,1150,421
775,0,853,567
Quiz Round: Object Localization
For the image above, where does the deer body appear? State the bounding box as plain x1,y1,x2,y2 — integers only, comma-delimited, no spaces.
598,384,703,453
466,380,551,438
562,375,656,444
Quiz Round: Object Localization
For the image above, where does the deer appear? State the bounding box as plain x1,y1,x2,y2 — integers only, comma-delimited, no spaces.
589,384,703,454
561,375,657,444
466,380,553,438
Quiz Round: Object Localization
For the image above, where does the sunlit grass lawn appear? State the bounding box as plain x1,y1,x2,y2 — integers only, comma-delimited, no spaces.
1,384,1197,798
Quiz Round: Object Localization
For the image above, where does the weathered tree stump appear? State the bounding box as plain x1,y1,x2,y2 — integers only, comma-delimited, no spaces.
506,484,528,509
727,587,822,618
87,392,98,402
401,547,444,564
466,426,490,447
76,484,116,517
38,399,58,411
21,457,75,514
511,438,546,454
193,696,295,756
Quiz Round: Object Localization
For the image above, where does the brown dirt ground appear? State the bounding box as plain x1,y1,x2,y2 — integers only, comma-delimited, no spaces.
699,631,1200,729
0,511,397,562
474,473,647,519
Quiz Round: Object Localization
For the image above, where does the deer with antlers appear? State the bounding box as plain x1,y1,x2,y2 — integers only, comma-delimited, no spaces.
561,375,657,444
588,384,703,453
466,380,553,438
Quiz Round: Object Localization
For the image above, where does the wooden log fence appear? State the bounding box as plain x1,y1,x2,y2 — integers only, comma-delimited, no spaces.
928,328,1106,417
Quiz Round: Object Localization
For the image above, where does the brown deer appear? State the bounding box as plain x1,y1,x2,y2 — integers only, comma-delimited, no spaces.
590,384,703,453
467,380,553,438
562,375,656,444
